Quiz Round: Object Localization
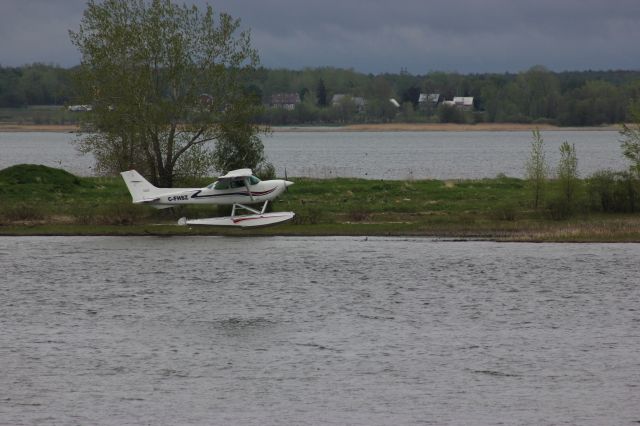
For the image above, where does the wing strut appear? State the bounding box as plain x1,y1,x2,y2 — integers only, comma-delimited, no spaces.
243,177,254,202
230,201,267,216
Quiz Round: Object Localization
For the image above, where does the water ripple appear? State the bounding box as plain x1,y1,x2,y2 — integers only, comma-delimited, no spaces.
1,236,639,425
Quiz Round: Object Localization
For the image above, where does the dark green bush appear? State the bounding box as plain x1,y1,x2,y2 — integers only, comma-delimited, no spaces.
587,170,640,213
0,203,46,222
546,197,573,220
347,208,371,222
490,202,518,221
293,205,325,225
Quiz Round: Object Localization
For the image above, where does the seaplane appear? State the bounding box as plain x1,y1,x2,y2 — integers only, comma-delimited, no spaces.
120,169,295,227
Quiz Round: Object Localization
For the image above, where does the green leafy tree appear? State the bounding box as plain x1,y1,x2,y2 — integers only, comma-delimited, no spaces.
438,104,465,124
69,0,263,186
368,75,392,100
556,141,580,212
559,81,624,126
294,96,319,123
364,98,396,122
316,79,327,107
525,129,549,209
334,96,358,123
517,66,560,120
620,102,640,178
298,87,309,102
212,99,270,175
547,140,580,219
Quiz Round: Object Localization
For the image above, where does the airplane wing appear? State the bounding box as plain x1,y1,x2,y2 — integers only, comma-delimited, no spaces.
218,168,253,179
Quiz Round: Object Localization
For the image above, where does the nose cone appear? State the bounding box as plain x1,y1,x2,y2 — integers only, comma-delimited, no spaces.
284,180,294,188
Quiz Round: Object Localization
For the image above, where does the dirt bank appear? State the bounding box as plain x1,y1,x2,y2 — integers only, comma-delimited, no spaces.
0,124,79,133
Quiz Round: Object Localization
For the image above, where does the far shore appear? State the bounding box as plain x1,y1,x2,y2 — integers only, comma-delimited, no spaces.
0,123,80,133
340,123,622,132
0,122,622,133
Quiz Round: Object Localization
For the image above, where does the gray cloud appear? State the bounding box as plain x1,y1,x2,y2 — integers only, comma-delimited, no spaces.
0,0,85,66
1,0,639,73
216,0,640,72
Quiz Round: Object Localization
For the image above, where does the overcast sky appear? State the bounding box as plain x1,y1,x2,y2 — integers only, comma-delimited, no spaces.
1,0,639,74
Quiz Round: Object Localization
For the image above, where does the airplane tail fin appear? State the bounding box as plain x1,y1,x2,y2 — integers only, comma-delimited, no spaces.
120,170,160,203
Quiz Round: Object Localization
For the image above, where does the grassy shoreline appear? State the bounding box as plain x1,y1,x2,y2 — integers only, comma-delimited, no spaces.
2,222,640,242
0,122,622,133
1,165,638,242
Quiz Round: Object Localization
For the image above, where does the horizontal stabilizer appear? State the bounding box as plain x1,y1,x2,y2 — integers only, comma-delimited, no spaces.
134,197,161,204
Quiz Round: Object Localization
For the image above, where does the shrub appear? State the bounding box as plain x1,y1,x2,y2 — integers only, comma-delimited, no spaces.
0,164,83,188
437,104,466,124
524,129,549,209
73,206,95,225
347,208,371,222
490,202,518,221
587,170,617,212
546,196,573,220
293,205,325,225
93,204,146,225
0,203,46,222
587,170,640,213
256,162,276,180
557,141,579,206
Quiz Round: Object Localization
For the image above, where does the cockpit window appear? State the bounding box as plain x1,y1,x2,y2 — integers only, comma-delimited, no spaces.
209,176,259,190
230,179,245,188
212,180,229,190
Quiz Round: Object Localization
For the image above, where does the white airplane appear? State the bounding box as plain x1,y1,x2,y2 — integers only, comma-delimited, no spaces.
121,168,295,227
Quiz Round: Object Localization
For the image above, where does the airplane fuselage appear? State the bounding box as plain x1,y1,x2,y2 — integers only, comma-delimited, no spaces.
149,179,289,208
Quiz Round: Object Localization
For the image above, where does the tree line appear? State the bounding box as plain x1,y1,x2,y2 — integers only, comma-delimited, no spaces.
1,63,639,126
0,64,74,107
252,66,640,126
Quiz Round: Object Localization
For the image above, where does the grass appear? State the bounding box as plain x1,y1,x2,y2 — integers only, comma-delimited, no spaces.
1,164,639,241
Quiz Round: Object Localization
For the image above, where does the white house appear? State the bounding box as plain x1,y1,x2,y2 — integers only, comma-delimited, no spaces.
452,97,474,110
331,94,366,112
418,93,442,106
270,93,301,110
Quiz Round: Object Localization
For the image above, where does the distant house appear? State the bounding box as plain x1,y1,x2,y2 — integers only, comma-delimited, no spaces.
452,96,474,110
270,93,301,110
331,94,366,112
418,93,442,107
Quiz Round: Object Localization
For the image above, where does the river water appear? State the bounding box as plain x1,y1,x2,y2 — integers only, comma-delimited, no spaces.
0,130,625,179
1,236,638,425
